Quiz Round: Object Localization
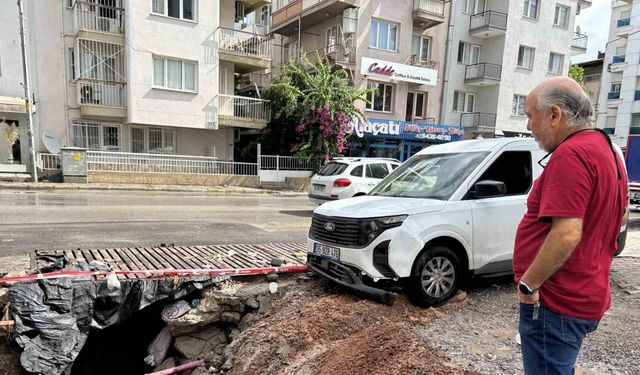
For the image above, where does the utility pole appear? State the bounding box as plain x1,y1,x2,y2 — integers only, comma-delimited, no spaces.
17,0,38,182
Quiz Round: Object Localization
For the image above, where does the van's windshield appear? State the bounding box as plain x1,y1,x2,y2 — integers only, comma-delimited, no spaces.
369,152,489,200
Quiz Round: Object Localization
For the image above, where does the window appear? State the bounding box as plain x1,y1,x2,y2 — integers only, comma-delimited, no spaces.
548,52,564,74
411,36,431,62
151,0,195,21
153,56,197,92
326,25,341,48
350,165,363,177
69,48,76,80
517,46,535,70
366,163,389,179
457,42,481,65
71,120,120,151
366,82,393,112
615,45,627,56
523,0,539,19
472,151,532,196
406,92,428,121
369,19,398,51
453,91,475,112
317,163,348,176
258,6,271,26
131,127,177,153
463,0,485,14
605,116,616,129
554,5,570,28
512,95,527,116
611,82,622,92
632,114,640,130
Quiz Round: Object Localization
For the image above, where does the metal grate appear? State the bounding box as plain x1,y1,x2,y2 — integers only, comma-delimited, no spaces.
34,243,307,280
309,214,363,248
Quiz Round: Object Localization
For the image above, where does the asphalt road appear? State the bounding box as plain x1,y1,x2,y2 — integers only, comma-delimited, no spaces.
0,190,316,256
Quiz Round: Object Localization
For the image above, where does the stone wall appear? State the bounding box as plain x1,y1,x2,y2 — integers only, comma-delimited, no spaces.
88,172,260,188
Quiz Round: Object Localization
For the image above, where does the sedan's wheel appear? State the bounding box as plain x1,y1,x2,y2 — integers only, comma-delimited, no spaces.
409,246,460,307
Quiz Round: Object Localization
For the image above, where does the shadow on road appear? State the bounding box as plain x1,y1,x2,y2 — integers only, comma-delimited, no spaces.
279,210,314,217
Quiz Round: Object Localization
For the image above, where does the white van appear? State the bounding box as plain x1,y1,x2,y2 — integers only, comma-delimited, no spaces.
306,138,627,306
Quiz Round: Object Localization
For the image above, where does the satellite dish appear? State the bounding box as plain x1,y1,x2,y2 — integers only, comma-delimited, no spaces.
42,132,61,154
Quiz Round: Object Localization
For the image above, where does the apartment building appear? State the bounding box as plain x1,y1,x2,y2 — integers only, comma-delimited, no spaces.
442,0,591,138
576,53,603,109
269,0,462,161
596,0,639,149
0,0,271,172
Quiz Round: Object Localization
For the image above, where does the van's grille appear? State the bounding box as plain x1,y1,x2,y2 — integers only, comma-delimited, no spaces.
310,214,362,248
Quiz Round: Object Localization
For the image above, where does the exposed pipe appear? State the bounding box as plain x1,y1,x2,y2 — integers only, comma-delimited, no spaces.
439,0,456,125
145,359,205,375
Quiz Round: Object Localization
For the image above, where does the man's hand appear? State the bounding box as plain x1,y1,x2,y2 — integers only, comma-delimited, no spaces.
516,287,539,304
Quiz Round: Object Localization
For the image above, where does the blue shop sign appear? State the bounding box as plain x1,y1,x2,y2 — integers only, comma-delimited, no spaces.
348,118,464,142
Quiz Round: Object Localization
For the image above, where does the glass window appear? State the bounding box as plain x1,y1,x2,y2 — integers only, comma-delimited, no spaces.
184,62,196,91
411,36,430,62
517,46,534,69
548,52,564,74
167,59,182,89
458,42,481,65
153,0,194,21
370,19,399,52
472,151,532,196
326,25,340,47
415,93,425,118
69,48,76,80
512,95,526,116
168,0,180,18
182,0,194,20
554,5,569,27
366,82,393,112
152,0,164,14
153,58,164,86
71,121,120,151
523,0,539,19
350,165,364,177
366,163,389,179
453,91,475,113
317,163,348,176
611,82,622,92
153,57,196,91
103,126,120,150
104,57,116,81
131,127,146,153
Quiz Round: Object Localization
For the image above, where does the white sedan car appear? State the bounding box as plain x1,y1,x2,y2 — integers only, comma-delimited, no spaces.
308,157,400,204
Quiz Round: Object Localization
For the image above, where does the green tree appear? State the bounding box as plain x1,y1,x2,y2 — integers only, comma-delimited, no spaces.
261,56,370,167
568,64,585,85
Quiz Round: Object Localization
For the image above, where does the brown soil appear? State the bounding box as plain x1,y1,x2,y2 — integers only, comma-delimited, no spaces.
227,279,481,375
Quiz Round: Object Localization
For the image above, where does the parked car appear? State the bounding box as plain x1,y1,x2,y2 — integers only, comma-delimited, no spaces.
308,157,400,204
306,138,629,306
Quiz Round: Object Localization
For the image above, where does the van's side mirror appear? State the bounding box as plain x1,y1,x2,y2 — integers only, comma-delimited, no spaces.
474,180,507,198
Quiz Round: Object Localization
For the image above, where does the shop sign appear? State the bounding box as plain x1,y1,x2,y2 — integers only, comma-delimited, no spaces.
361,57,437,86
348,117,401,138
349,117,464,142
403,123,464,142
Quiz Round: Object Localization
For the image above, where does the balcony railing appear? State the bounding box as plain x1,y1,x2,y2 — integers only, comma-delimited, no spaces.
583,73,601,82
77,79,126,108
612,55,626,64
460,112,496,131
617,17,631,28
216,27,271,60
73,0,124,34
408,56,439,71
304,44,356,65
469,10,507,31
413,0,445,17
608,91,621,100
464,63,502,82
571,32,588,50
217,94,270,122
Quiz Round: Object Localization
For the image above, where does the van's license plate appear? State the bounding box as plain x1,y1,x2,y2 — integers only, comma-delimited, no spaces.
313,243,340,260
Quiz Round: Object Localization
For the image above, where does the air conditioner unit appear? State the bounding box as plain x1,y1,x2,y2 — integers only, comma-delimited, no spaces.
80,84,101,105
235,1,245,22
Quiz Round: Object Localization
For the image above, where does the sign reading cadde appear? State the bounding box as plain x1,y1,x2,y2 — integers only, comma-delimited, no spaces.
361,57,438,86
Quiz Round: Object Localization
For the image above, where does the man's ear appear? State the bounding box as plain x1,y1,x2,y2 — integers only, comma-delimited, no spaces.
550,105,562,125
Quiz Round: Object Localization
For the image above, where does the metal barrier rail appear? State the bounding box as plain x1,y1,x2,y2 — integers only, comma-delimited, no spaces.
216,27,271,59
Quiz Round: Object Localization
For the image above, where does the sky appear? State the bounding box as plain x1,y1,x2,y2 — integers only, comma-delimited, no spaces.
571,1,612,64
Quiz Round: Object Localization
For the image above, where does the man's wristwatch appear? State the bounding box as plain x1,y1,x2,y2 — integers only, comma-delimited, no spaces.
519,280,537,296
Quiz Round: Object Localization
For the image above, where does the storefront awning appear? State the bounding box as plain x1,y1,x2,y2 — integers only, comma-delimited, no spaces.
349,117,464,143
0,96,27,114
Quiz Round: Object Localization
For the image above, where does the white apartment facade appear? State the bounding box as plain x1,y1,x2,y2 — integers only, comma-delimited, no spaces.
269,0,459,161
442,0,591,138
596,0,639,149
0,0,271,170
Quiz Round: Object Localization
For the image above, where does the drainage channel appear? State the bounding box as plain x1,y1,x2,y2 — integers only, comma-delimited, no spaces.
2,243,310,375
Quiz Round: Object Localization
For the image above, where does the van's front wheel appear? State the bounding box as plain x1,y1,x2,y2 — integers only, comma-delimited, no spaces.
408,246,460,307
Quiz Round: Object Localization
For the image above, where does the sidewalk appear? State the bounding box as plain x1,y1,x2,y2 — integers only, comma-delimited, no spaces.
0,181,307,195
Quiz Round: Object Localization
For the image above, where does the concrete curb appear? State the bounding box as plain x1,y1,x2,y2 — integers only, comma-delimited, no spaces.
0,182,307,196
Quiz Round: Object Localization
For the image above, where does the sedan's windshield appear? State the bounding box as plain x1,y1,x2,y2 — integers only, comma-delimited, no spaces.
369,152,489,200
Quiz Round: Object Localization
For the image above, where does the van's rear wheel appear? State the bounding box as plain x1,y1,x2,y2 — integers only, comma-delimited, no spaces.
408,246,460,307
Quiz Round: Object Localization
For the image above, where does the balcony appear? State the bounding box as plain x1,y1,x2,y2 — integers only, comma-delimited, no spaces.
603,127,615,135
216,94,270,129
303,44,356,67
617,18,631,28
242,0,272,14
237,72,272,94
617,17,632,37
408,56,439,71
413,0,446,29
460,112,496,136
77,79,126,118
469,11,507,38
216,27,271,74
271,0,357,35
570,32,588,54
73,0,124,43
464,63,501,86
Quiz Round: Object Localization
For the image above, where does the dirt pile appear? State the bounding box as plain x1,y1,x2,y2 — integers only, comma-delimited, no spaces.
225,279,481,375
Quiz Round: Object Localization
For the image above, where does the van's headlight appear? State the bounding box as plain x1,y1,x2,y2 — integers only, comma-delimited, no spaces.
360,215,407,244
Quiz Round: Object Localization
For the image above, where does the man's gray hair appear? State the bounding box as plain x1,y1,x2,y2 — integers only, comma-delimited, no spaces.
535,85,595,128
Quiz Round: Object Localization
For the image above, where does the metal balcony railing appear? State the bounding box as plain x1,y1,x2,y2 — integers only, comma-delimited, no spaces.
217,94,270,122
583,73,601,82
571,32,588,49
464,63,502,82
460,112,496,131
617,17,631,28
413,0,445,17
304,44,356,65
408,55,439,70
608,91,621,100
216,27,271,59
73,0,124,34
77,79,126,108
612,55,626,64
469,10,507,31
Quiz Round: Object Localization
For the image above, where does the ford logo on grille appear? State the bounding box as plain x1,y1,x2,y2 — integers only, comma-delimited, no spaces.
324,222,336,232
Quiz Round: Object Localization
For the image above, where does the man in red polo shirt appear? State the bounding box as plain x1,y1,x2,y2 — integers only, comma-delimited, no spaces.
514,77,628,375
